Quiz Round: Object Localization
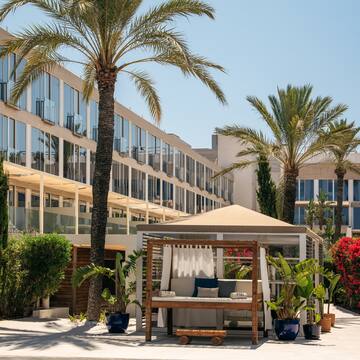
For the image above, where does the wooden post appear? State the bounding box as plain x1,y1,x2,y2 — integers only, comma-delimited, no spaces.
145,240,153,341
71,246,78,314
251,240,259,345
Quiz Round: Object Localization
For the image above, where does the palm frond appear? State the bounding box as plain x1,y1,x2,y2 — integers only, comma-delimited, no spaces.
72,263,114,288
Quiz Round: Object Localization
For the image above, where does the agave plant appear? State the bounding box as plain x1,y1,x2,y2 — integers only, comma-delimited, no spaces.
72,250,143,314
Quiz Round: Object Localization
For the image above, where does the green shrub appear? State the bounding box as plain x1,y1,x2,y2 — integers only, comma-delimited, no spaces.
0,234,72,318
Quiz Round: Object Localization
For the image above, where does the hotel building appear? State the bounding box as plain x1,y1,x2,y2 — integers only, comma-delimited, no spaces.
0,28,234,250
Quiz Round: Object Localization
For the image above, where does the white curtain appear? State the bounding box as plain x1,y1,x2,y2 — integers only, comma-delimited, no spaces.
172,245,214,279
260,247,272,331
157,245,215,327
157,245,172,327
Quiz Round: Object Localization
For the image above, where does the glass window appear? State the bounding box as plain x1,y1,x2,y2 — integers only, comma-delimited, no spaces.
186,156,195,186
0,115,8,159
205,167,213,193
196,162,205,190
31,128,44,171
353,207,360,229
90,151,96,185
114,114,129,156
131,168,146,200
228,179,234,203
206,198,213,212
32,72,60,124
294,206,305,225
148,175,161,205
342,207,349,226
214,176,220,197
131,124,146,163
162,142,173,177
8,118,26,166
90,100,98,141
175,149,185,181
175,186,185,212
297,179,314,201
319,180,334,201
221,177,228,200
162,181,173,208
196,194,205,214
148,133,161,171
64,83,87,136
112,161,129,196
63,140,87,183
354,180,360,201
186,190,195,214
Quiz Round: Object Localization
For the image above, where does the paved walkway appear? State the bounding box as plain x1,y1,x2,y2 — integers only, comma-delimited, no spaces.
0,306,359,360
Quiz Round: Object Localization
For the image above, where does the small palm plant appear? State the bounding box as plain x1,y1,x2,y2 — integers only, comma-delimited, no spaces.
72,250,143,314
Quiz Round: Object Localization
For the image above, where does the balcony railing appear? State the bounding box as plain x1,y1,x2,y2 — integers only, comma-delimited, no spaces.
0,80,16,105
66,114,83,136
36,98,56,124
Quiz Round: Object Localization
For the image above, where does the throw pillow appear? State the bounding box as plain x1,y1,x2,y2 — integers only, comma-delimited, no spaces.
193,277,218,297
197,287,219,298
218,280,237,297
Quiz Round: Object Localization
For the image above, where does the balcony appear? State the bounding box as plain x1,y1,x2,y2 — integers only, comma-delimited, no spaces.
66,114,84,136
0,80,18,108
36,98,56,124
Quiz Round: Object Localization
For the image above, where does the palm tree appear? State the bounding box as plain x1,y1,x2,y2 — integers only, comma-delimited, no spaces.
216,85,347,224
0,0,226,320
323,120,360,240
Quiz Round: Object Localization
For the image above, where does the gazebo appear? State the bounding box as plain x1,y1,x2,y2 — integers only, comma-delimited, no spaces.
136,205,323,343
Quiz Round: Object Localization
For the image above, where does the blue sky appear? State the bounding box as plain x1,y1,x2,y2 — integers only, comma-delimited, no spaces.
1,0,360,148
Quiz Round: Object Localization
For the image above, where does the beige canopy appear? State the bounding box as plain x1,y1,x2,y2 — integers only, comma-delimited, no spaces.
138,204,319,237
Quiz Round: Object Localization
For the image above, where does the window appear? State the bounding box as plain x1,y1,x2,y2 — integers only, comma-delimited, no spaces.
353,207,360,229
131,124,146,163
112,161,129,196
148,175,160,205
90,100,99,141
196,194,205,214
186,156,195,186
354,180,360,201
196,162,204,190
294,206,305,225
0,51,26,109
114,114,129,155
297,179,314,201
162,142,174,177
90,151,96,185
148,133,161,171
206,198,213,212
205,167,213,193
8,118,26,166
162,181,173,208
0,115,8,159
32,72,60,124
63,141,87,183
228,179,234,203
64,83,87,136
319,180,334,201
221,177,228,200
214,176,220,197
131,168,146,200
175,186,185,212
31,128,59,175
186,190,195,214
174,149,185,181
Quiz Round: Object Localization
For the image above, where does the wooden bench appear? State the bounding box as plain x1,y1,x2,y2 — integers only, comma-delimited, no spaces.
176,329,227,346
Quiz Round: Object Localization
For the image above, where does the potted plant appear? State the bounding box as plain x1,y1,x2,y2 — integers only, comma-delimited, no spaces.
323,270,340,326
73,250,143,333
297,275,322,340
314,283,331,332
266,255,318,341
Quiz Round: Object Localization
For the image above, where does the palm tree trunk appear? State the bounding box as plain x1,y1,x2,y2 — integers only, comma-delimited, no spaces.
282,168,299,224
87,68,116,321
334,168,346,241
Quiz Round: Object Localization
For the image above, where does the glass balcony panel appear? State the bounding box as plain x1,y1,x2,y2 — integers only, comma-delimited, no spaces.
36,98,56,124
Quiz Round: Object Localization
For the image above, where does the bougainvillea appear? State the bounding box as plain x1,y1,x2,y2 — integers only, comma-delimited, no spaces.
332,237,360,309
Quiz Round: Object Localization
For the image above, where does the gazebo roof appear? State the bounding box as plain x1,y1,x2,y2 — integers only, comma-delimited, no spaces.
138,204,312,235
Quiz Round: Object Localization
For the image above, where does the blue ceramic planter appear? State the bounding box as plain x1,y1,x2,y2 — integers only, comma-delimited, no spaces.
274,319,300,340
106,312,130,333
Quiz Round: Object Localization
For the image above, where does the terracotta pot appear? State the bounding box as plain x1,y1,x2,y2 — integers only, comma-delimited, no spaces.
320,315,332,332
327,313,336,326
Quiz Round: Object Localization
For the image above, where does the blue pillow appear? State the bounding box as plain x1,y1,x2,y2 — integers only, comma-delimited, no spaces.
218,280,237,298
193,277,218,297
